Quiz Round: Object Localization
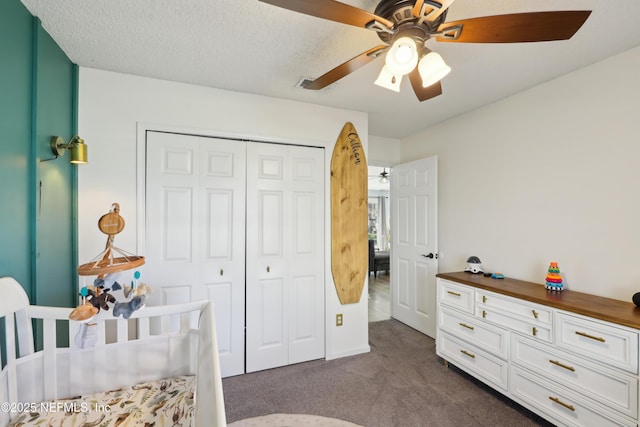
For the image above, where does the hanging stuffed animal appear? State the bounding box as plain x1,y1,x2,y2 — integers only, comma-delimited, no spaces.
86,283,116,311
113,282,152,319
69,302,98,322
113,296,146,319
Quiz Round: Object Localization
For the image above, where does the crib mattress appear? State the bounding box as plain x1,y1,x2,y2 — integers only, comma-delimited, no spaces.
9,375,195,426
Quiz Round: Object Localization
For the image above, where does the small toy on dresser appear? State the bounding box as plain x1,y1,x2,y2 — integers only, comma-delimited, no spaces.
545,262,563,291
464,256,484,274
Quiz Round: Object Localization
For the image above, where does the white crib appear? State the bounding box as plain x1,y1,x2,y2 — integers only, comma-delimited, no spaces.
0,277,226,426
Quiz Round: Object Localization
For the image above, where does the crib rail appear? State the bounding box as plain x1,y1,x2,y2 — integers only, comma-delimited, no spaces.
27,300,206,349
0,277,226,427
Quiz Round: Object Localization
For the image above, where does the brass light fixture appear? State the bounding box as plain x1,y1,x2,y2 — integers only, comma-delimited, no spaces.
49,135,88,164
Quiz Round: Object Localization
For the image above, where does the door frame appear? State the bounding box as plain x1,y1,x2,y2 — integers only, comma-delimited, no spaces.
135,122,367,364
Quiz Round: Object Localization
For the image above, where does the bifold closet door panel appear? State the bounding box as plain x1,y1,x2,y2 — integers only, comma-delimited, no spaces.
145,131,246,377
246,142,325,373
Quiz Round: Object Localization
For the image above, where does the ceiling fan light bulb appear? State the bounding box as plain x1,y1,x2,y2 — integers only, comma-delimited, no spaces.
386,37,418,76
374,65,402,92
418,52,451,88
395,45,412,64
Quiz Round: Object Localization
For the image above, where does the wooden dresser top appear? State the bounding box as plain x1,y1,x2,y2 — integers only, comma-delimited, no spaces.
437,271,640,330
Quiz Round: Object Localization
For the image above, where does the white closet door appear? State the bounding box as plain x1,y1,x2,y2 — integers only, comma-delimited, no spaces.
246,142,325,372
145,131,246,377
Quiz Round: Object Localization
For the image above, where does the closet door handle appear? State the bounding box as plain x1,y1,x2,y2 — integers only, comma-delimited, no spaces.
220,269,224,276
267,266,270,273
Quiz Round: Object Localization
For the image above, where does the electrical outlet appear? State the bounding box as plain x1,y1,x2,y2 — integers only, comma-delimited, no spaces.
336,313,343,326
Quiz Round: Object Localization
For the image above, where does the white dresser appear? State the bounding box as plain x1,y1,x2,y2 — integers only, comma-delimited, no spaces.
436,272,640,427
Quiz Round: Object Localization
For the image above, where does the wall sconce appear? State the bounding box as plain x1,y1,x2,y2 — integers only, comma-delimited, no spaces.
48,135,88,164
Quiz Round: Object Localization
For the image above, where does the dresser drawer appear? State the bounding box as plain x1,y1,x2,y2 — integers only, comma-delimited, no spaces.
476,290,552,325
437,331,508,392
476,306,552,343
512,335,638,419
439,306,508,358
438,279,474,314
510,366,636,427
556,312,639,374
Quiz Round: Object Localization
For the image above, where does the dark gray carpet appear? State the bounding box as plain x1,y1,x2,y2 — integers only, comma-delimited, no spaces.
222,319,553,426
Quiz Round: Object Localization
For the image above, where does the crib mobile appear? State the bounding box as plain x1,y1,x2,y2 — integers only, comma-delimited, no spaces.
69,203,150,347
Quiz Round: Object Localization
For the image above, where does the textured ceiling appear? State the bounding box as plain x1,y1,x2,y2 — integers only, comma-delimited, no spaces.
20,0,640,139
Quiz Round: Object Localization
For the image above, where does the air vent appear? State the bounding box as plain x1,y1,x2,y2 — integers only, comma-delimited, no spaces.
297,77,315,88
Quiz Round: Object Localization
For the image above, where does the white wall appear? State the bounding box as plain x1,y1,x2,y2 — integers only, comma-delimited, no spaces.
369,134,401,167
400,46,640,301
77,68,371,361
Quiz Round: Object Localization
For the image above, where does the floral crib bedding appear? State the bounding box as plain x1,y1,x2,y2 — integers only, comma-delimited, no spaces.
9,375,195,427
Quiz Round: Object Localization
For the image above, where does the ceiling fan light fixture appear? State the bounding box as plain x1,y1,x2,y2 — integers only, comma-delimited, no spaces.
379,168,389,184
418,51,451,88
385,37,418,76
374,65,402,92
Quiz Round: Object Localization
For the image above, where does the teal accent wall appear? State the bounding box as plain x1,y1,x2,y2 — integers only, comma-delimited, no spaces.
1,0,78,309
0,0,33,299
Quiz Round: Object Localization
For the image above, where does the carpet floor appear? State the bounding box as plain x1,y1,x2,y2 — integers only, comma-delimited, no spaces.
223,319,552,426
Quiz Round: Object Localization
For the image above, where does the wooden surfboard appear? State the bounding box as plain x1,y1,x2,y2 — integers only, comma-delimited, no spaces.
331,122,368,305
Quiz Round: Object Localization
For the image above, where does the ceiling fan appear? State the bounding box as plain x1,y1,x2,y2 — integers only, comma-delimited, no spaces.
259,0,591,101
368,168,390,184
378,168,390,183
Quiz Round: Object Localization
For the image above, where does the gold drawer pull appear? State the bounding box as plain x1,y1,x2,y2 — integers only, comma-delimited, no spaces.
549,396,575,411
531,309,539,319
482,295,487,303
447,290,461,297
482,310,487,318
532,327,538,336
460,350,475,359
459,323,474,330
549,359,575,372
575,331,606,343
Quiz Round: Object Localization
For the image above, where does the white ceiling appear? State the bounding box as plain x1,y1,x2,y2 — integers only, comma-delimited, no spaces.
20,0,640,139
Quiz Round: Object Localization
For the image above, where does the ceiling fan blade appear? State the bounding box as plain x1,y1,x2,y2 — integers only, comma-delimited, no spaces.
436,11,591,43
303,45,388,90
413,0,456,22
409,68,442,102
260,0,393,31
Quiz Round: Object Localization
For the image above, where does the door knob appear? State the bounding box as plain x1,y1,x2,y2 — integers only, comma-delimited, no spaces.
421,253,438,259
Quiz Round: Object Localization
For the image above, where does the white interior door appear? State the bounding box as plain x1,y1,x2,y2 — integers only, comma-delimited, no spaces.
145,131,246,377
245,142,325,372
390,156,438,337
